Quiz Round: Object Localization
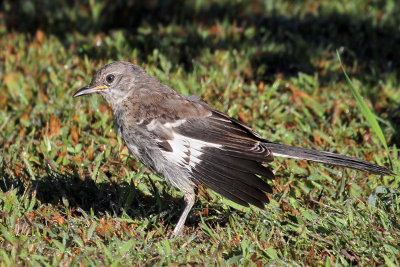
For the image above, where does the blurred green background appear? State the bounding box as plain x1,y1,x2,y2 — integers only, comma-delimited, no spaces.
0,0,399,265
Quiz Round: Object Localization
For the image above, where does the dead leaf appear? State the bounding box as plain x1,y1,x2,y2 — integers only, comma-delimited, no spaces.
35,30,45,44
38,89,49,103
4,72,18,90
71,126,79,145
50,115,60,137
258,81,264,91
313,130,323,146
238,111,248,123
19,127,25,137
98,104,111,115
53,213,65,225
21,106,32,122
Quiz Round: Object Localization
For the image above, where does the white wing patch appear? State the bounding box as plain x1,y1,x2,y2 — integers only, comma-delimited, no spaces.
164,119,187,128
161,132,221,169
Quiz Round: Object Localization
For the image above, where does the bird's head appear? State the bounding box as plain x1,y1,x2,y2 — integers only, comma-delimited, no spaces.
73,61,150,105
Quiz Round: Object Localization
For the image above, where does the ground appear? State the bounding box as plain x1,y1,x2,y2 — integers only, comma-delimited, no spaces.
0,0,399,265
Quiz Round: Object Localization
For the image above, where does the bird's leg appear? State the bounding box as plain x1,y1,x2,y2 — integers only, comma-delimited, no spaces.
171,190,195,237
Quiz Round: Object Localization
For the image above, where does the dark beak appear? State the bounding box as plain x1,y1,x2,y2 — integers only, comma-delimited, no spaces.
73,85,108,97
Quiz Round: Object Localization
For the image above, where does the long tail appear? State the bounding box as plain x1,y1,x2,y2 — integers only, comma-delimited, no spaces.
265,142,394,176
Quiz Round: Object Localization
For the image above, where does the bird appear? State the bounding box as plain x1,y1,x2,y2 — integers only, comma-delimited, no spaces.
73,61,394,236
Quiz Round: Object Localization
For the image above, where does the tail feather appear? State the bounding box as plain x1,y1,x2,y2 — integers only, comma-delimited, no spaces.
265,142,393,176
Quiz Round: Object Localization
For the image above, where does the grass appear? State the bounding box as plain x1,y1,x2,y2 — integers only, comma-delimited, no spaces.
1,0,400,265
337,51,393,168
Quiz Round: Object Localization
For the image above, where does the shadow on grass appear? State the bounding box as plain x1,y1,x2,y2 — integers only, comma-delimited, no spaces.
3,1,400,80
0,161,172,222
0,161,232,230
387,106,400,146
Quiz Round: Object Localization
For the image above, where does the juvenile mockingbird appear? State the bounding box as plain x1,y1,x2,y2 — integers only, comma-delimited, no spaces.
73,61,393,236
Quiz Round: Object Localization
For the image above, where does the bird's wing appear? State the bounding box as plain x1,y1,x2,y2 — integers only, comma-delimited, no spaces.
142,97,275,208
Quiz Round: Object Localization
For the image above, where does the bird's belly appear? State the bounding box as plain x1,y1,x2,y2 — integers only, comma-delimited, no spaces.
115,118,196,193
124,139,196,193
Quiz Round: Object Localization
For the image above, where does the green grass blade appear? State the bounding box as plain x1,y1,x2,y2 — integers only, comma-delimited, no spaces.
336,51,393,169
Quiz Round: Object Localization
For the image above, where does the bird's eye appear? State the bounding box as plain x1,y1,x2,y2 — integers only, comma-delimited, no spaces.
106,74,115,84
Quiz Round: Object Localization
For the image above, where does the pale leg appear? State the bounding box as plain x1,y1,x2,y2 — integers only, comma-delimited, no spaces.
172,190,195,236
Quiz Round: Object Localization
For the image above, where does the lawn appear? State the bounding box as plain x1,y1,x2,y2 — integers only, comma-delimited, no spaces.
1,0,399,265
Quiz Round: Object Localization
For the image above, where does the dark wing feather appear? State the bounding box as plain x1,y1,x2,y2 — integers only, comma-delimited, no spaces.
201,147,274,179
175,111,274,162
195,148,273,193
173,110,275,208
191,168,252,208
192,165,267,209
